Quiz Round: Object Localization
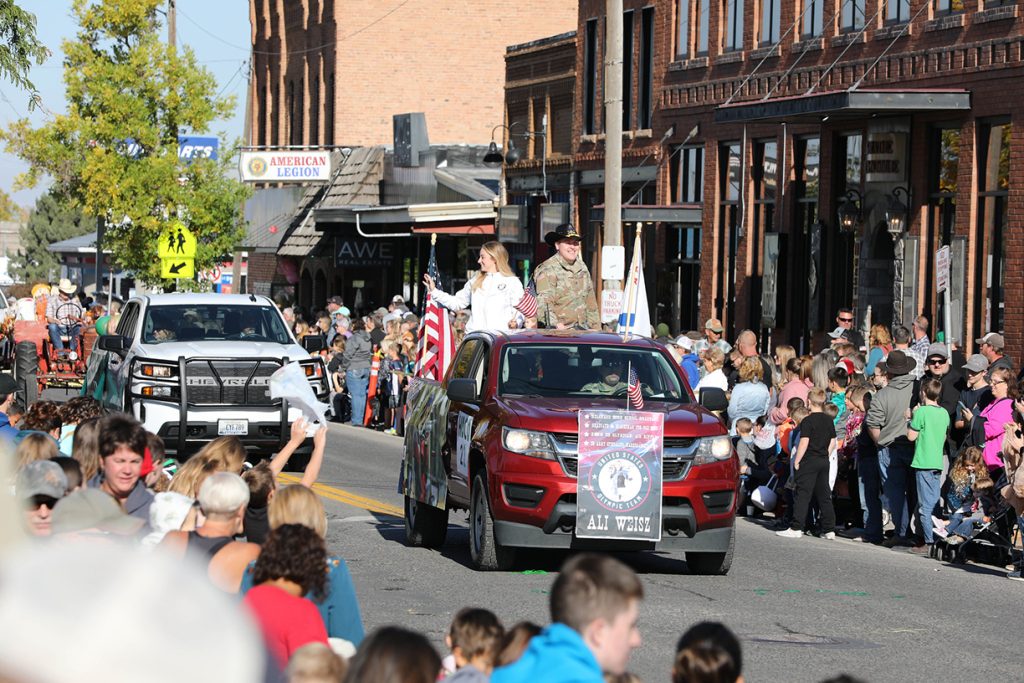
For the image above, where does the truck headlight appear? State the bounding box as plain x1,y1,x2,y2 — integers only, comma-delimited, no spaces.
693,436,734,465
502,428,557,461
141,364,175,378
301,362,324,378
140,385,178,398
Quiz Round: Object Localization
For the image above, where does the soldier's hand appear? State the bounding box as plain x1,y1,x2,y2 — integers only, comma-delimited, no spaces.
555,322,567,330
525,318,537,329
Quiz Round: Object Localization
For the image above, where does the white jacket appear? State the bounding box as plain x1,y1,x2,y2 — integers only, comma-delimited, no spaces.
432,272,525,333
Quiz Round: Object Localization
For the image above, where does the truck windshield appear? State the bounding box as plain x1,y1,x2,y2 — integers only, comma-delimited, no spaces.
498,343,690,403
141,304,292,345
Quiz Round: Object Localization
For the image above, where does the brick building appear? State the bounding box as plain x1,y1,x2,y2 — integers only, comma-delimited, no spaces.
246,0,577,306
556,0,1021,357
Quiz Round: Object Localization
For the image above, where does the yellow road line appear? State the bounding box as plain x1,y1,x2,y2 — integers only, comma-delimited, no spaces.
277,473,404,518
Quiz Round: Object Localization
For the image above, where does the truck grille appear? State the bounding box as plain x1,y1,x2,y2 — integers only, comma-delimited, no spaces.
561,456,690,481
549,432,697,481
551,433,696,449
183,360,280,406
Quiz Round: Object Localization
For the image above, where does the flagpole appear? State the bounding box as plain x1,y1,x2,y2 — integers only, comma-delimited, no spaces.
626,361,631,411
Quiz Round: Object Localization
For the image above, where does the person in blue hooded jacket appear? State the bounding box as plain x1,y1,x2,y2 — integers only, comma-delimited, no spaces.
491,553,643,683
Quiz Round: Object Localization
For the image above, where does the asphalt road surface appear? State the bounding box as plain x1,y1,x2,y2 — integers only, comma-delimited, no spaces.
308,422,1016,683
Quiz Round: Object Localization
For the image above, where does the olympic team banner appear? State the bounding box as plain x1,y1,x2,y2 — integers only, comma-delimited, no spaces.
575,409,664,541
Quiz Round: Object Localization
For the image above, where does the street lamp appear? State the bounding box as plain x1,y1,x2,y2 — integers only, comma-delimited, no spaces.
483,118,547,198
885,185,910,239
836,189,863,233
885,185,910,327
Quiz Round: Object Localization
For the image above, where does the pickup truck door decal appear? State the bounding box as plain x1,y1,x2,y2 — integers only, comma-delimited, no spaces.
455,412,472,478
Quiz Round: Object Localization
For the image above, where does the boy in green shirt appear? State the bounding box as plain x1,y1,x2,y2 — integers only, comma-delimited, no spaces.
907,377,950,554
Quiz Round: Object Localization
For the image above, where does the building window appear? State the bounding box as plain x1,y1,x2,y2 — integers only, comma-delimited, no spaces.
624,11,634,130
985,0,1013,7
929,127,960,333
677,0,689,58
716,143,742,329
584,19,599,135
795,137,821,334
802,0,823,37
753,140,779,327
326,74,334,146
639,7,655,129
311,74,320,144
760,0,781,45
977,121,1010,334
724,0,744,51
670,146,705,203
841,0,867,30
887,0,910,23
934,0,964,14
697,0,710,53
287,80,294,146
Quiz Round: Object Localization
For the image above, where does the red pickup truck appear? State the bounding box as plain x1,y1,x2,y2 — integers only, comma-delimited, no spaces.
401,330,738,573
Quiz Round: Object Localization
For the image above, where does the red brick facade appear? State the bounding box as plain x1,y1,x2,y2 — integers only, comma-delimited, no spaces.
249,0,578,148
567,0,1023,358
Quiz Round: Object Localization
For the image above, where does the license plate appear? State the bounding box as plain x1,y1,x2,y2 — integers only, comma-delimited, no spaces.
217,419,248,436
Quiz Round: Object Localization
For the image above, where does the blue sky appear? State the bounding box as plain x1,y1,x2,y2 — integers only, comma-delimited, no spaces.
0,1,251,210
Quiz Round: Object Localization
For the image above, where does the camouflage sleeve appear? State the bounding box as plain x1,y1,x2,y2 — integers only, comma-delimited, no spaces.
534,264,555,326
585,278,600,330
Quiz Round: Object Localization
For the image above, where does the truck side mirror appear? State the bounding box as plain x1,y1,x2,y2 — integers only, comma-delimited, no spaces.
98,335,129,356
302,336,325,353
699,387,728,412
447,378,479,404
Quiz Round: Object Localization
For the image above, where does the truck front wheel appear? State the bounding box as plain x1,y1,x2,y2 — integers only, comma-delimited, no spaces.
685,521,735,575
470,472,516,571
404,495,448,549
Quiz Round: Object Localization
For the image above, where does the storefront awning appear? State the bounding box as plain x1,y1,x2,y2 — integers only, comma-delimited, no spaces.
714,88,971,124
411,221,495,235
590,204,702,225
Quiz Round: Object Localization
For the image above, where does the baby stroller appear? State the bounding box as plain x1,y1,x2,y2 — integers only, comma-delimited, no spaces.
933,494,1020,567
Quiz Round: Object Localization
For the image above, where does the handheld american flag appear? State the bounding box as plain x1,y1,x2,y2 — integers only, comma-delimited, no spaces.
514,278,538,319
414,237,456,381
627,365,644,410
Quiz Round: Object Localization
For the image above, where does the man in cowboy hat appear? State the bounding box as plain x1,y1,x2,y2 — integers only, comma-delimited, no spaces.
531,223,600,330
46,279,84,352
864,349,918,546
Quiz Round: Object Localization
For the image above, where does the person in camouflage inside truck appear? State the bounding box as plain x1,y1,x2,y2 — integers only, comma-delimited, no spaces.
531,224,600,330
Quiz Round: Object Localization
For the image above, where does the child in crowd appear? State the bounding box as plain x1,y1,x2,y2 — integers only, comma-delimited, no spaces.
733,418,756,477
934,446,995,544
672,621,743,683
906,377,951,554
380,340,407,435
775,398,805,457
445,608,505,682
774,406,811,531
753,415,777,460
777,389,837,540
827,367,849,429
823,402,841,490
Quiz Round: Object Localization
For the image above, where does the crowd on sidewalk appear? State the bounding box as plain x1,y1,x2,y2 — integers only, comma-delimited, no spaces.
658,311,1024,578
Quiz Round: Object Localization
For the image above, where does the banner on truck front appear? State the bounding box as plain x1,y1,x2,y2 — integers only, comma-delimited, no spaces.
575,409,664,541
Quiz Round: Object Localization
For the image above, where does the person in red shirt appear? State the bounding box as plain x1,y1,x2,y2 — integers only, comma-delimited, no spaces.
242,524,329,667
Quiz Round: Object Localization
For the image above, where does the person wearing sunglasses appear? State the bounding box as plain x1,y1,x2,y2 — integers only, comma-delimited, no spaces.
832,308,864,351
16,460,68,537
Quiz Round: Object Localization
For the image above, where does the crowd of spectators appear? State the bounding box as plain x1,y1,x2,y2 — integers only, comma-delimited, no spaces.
659,310,1024,578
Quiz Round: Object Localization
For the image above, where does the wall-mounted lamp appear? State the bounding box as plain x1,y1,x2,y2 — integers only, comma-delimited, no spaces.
885,185,910,239
837,189,863,233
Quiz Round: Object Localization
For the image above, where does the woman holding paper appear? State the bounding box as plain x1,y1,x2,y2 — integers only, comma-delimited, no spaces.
423,241,524,333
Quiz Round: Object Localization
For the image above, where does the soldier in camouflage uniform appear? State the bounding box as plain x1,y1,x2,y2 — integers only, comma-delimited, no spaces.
531,223,600,330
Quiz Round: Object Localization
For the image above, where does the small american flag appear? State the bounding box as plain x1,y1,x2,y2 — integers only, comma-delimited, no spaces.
627,365,644,410
514,278,538,319
414,240,456,381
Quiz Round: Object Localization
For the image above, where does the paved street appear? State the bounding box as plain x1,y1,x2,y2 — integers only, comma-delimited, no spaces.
313,422,1016,683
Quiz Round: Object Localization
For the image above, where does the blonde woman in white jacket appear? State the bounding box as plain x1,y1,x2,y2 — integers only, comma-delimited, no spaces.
423,241,525,333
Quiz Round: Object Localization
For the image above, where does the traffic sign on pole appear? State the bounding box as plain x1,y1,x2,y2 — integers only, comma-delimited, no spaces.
161,258,195,279
158,222,197,260
935,245,950,294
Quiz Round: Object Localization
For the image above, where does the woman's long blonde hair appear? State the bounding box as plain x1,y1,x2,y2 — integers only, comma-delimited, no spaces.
168,437,247,498
269,484,328,539
472,241,514,290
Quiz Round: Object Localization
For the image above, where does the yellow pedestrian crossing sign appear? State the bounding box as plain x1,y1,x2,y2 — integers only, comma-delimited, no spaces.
158,222,197,260
161,257,195,279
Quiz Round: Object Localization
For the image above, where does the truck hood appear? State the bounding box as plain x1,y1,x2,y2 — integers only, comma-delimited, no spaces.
134,340,309,361
495,396,726,438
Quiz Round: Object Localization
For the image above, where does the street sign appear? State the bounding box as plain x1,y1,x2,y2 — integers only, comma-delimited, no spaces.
601,245,625,280
600,289,623,323
935,245,950,294
575,409,664,541
161,258,195,279
158,222,197,260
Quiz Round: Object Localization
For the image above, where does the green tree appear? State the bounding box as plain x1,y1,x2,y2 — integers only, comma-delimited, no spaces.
1,0,249,288
0,0,49,110
13,191,89,283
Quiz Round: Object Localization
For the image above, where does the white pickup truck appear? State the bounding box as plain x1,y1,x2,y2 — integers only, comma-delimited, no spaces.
96,293,329,457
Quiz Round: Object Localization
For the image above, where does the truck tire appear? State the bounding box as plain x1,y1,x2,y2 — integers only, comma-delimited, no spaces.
685,521,735,575
469,471,516,571
404,495,448,549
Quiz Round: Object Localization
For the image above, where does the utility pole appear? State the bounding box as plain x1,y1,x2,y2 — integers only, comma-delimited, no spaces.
167,0,176,52
603,0,624,295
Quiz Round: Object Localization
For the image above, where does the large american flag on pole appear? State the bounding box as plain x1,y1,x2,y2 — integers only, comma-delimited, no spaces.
414,237,456,381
